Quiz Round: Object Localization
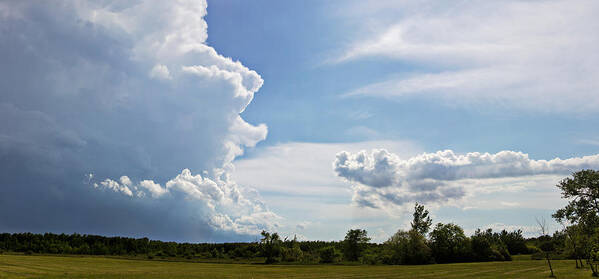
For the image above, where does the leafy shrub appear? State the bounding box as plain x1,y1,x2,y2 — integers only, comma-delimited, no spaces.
300,251,320,264
359,252,381,265
470,229,512,262
281,246,303,262
527,245,542,254
386,229,434,265
319,246,340,263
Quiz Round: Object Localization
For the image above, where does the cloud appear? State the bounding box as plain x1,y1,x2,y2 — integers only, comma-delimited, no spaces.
296,221,311,231
579,138,599,146
233,140,423,240
149,64,171,80
95,178,133,197
0,1,275,241
235,141,422,196
334,149,599,210
336,0,599,112
139,180,167,198
94,169,279,235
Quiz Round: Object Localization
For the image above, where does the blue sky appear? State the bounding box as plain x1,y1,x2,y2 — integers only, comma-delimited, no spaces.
207,0,599,156
206,0,599,240
1,0,599,242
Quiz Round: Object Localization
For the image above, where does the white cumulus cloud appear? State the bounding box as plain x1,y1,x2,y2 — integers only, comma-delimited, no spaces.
334,149,599,210
149,64,171,80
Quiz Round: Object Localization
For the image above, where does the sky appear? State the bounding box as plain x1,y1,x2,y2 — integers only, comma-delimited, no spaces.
1,0,599,243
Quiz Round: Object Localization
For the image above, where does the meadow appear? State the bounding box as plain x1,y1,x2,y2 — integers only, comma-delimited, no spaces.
0,254,594,279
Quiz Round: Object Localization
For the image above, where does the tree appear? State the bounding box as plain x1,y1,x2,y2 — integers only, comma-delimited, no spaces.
281,236,303,262
343,229,370,261
552,169,599,277
319,246,341,263
552,169,599,230
386,229,433,264
429,223,469,263
562,224,586,269
411,203,432,235
498,229,528,255
470,229,510,262
536,217,555,278
260,231,282,264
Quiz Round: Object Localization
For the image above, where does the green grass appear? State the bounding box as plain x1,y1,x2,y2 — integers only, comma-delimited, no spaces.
0,254,595,278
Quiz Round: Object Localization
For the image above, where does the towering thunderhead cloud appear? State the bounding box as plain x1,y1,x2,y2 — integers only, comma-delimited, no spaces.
0,0,278,241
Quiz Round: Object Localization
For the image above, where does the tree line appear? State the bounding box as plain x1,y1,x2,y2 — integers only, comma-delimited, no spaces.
257,203,532,265
0,203,530,265
0,169,598,274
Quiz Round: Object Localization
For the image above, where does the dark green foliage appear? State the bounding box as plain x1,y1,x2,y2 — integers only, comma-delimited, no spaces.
386,229,434,265
0,227,525,266
281,240,303,262
552,170,599,277
343,229,370,261
319,246,340,263
260,231,282,264
470,229,512,262
429,223,470,263
499,229,529,255
0,232,258,260
553,169,599,231
538,235,555,256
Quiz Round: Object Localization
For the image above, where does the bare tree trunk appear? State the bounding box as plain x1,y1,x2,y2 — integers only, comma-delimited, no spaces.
546,252,555,278
587,258,598,277
536,217,556,278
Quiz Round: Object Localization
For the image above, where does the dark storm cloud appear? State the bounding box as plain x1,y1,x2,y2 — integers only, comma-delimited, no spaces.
0,1,277,242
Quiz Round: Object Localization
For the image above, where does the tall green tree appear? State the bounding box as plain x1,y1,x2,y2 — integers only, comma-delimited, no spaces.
260,231,282,264
552,169,599,277
429,223,469,263
343,229,370,261
386,229,433,265
553,170,599,229
411,203,432,235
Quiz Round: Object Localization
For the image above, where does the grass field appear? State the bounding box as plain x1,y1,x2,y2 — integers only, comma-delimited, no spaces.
0,254,595,278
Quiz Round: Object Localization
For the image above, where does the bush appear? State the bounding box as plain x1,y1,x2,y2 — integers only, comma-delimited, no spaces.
360,253,380,265
470,229,512,262
386,229,434,265
281,246,303,262
299,251,320,264
527,245,542,254
319,246,340,263
499,229,529,255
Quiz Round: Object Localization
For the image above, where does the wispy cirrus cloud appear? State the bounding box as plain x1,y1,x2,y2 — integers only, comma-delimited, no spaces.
335,0,599,113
